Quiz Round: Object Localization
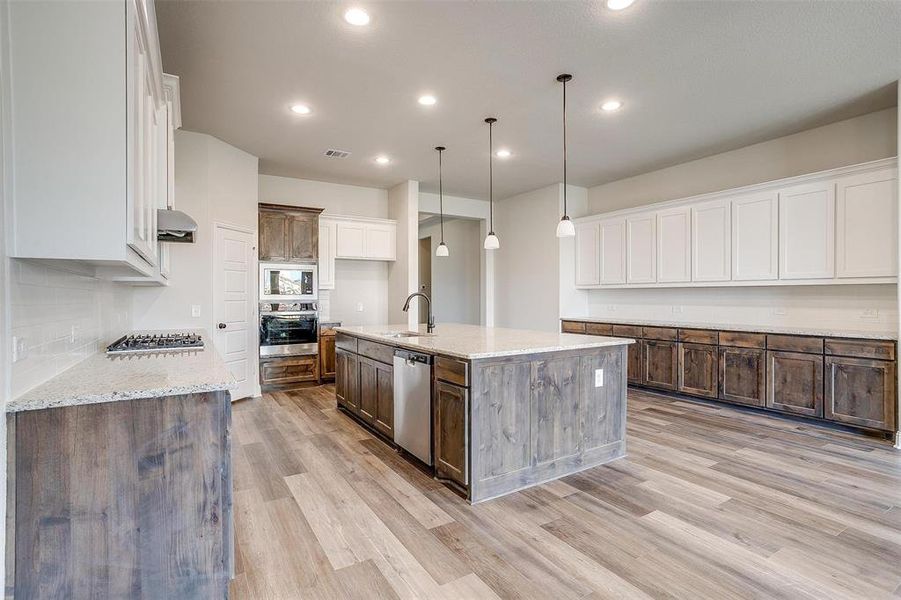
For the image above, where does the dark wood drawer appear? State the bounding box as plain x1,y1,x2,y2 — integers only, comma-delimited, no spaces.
435,356,469,387
679,329,718,345
561,320,587,334
612,324,641,338
358,338,395,365
585,322,614,336
260,355,319,385
320,326,337,337
825,338,896,361
719,331,766,349
767,334,823,354
642,326,678,341
335,332,358,353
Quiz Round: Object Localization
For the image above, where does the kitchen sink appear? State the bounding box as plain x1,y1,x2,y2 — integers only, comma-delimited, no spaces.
378,331,435,338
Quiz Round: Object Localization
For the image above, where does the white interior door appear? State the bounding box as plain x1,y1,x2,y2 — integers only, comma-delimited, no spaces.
214,223,257,400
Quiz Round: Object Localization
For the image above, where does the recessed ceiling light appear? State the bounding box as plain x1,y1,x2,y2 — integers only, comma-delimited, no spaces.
290,104,312,115
495,149,512,159
606,0,635,10
344,7,370,26
600,99,623,112
418,95,437,106
375,155,390,165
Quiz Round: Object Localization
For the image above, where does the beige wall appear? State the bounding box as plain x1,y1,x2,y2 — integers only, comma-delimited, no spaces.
387,180,419,328
588,108,897,214
419,218,482,325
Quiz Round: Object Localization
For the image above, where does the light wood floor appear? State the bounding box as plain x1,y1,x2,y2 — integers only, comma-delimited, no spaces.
230,385,901,600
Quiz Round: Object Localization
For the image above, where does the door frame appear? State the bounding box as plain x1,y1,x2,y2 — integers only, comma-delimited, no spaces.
212,221,260,399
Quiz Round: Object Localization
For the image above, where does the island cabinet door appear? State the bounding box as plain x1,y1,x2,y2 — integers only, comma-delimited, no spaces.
335,348,359,414
718,346,766,407
626,341,642,385
825,356,895,431
766,350,824,417
373,361,394,439
642,340,678,390
358,357,378,424
678,343,718,398
434,381,469,487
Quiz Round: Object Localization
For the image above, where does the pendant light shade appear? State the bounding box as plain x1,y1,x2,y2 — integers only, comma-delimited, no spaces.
434,146,449,257
556,73,575,238
484,117,499,250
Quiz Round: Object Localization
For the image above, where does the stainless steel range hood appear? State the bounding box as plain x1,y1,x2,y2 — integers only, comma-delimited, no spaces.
157,208,198,243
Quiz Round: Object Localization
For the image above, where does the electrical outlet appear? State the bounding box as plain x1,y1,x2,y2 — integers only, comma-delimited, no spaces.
671,306,683,314
191,305,201,318
772,307,787,316
356,302,364,312
860,308,879,320
594,368,604,388
12,336,27,363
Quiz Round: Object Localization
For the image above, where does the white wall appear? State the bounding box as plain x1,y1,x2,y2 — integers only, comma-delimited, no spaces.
388,181,419,328
419,218,481,325
578,108,899,334
259,175,387,218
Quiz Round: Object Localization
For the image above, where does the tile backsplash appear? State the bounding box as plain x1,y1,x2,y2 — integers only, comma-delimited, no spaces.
9,259,132,398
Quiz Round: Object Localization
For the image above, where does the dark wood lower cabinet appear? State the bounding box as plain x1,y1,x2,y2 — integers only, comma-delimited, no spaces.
642,340,678,390
359,357,379,422
337,349,393,439
434,381,469,487
767,350,824,418
719,346,766,407
260,354,319,389
319,333,336,381
825,356,895,431
679,343,718,398
625,340,642,385
374,365,394,438
335,348,359,413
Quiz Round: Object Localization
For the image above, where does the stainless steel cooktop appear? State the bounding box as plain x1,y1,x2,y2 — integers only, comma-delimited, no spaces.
106,333,204,355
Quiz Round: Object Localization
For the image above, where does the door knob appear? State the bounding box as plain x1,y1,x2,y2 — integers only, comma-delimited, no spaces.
218,323,227,329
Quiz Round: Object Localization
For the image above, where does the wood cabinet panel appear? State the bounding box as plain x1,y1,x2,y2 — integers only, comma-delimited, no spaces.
719,347,766,407
679,343,718,398
825,356,895,431
319,335,336,380
679,329,718,345
358,339,395,365
359,357,378,423
580,348,627,449
335,348,359,413
473,362,530,480
642,326,678,341
435,381,469,486
335,332,358,353
287,213,317,260
719,331,766,349
612,324,642,338
435,356,469,387
657,206,691,283
561,320,587,334
836,168,898,278
575,222,600,286
767,351,824,417
778,181,835,280
258,211,288,261
825,338,896,361
531,357,581,465
260,355,319,387
626,341,642,385
374,364,394,438
585,322,614,336
642,340,678,390
766,334,824,354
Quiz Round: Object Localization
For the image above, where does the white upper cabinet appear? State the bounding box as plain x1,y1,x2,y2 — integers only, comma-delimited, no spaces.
691,199,731,282
335,221,366,258
656,207,691,283
835,168,898,278
332,217,397,261
364,223,397,260
732,192,778,281
574,222,600,286
626,213,657,283
778,181,835,280
318,219,336,289
599,218,627,285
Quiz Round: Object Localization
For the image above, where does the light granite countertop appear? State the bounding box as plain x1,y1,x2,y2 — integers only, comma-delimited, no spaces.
334,323,632,360
560,316,897,341
7,331,237,413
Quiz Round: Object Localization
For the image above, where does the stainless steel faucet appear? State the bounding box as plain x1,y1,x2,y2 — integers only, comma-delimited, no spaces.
402,292,435,333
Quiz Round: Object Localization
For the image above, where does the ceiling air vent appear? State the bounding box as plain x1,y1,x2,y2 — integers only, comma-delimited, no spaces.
324,149,351,159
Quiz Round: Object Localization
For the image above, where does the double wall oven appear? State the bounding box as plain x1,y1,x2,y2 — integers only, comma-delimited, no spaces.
259,262,319,358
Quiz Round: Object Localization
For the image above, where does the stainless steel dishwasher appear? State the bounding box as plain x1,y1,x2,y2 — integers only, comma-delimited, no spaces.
393,348,433,465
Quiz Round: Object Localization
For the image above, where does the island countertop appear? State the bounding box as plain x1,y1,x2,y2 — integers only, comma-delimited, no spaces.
333,322,632,360
6,331,237,413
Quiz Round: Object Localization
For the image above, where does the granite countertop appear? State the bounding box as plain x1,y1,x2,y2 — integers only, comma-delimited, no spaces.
334,323,632,360
560,316,897,341
7,331,237,413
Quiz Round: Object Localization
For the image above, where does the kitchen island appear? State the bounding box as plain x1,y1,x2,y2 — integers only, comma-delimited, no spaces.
333,323,632,503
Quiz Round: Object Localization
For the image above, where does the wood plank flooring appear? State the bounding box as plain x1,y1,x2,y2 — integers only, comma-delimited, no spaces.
230,386,901,599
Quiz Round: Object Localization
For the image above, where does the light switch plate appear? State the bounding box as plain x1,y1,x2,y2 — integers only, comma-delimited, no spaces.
356,302,364,312
191,305,201,318
12,336,27,363
594,368,604,388
860,308,879,320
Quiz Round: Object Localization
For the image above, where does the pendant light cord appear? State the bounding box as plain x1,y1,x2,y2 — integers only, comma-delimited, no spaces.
488,121,494,232
438,148,444,243
562,77,567,218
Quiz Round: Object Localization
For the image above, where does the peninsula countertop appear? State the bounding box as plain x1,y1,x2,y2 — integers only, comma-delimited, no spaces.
7,331,237,413
334,323,633,360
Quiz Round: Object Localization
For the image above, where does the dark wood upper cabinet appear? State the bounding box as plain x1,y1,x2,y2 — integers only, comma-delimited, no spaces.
258,211,289,261
679,342,718,398
642,340,678,390
825,356,895,431
766,350,824,418
287,212,318,260
258,204,323,262
435,381,468,486
719,346,766,407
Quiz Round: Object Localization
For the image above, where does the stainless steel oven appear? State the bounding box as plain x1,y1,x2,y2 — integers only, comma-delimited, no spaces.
259,303,319,357
259,262,318,302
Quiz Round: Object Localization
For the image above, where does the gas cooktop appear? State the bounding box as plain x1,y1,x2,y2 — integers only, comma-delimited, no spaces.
106,333,204,355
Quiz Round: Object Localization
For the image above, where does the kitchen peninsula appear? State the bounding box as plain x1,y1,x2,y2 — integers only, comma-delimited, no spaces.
333,323,632,503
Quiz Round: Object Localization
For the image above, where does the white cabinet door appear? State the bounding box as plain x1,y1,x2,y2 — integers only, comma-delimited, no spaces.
318,220,336,289
779,181,835,280
691,199,731,282
574,221,600,286
732,192,778,281
626,212,657,283
335,221,366,258
836,168,898,278
656,207,691,283
599,218,626,285
365,223,396,260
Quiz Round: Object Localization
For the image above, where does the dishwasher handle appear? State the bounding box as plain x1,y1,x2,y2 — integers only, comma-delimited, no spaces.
394,349,433,365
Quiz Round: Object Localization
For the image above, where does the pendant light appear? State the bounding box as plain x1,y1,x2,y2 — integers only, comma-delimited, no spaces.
435,146,449,257
555,73,575,238
483,117,500,250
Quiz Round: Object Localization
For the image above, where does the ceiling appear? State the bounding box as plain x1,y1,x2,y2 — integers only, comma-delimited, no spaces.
157,1,900,200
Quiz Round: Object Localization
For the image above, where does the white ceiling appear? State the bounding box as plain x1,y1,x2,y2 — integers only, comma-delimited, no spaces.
157,1,900,200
